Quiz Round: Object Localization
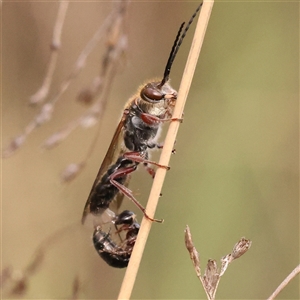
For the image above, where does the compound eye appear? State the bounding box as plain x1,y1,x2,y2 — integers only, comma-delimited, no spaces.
141,84,164,102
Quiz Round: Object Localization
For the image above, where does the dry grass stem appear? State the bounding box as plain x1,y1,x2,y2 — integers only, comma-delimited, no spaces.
29,1,69,105
117,2,214,299
185,226,252,300
267,264,300,300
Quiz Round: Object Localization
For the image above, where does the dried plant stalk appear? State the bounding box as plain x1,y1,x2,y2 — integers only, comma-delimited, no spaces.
185,225,212,300
185,226,252,300
1,222,78,297
29,1,69,105
267,264,300,300
117,2,214,299
3,2,127,158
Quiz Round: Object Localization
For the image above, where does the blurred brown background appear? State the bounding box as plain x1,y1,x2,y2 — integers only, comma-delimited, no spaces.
2,1,299,299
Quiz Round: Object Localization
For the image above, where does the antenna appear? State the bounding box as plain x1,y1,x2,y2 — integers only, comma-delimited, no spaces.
159,3,203,88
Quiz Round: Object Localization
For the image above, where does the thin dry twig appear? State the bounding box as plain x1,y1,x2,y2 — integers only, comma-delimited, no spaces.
0,267,13,289
117,2,214,299
3,2,126,158
185,226,211,300
59,58,126,183
267,264,300,300
44,4,129,182
29,1,69,105
69,276,81,300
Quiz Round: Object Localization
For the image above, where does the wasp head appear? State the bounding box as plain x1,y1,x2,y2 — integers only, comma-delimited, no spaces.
140,82,177,103
140,81,177,106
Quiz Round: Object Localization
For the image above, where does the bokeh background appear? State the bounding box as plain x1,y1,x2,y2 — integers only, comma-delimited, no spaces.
2,1,299,299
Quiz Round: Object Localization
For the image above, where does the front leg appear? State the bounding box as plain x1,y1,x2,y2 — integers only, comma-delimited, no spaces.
140,112,183,125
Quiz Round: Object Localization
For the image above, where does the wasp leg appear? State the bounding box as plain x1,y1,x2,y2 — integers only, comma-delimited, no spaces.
124,151,170,179
143,162,156,178
109,166,163,223
143,144,168,178
148,141,176,153
123,151,170,170
140,113,183,125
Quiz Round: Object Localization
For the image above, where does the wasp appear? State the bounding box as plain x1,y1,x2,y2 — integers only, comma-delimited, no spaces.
93,210,140,268
82,3,202,225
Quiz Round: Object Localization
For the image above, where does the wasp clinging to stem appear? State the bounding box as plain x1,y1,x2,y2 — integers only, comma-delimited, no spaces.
82,3,203,225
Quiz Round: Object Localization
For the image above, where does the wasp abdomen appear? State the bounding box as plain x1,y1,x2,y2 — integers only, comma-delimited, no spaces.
93,229,130,268
89,157,135,212
93,210,140,268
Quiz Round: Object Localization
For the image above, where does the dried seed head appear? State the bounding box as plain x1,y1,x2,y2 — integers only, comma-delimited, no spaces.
203,259,219,298
231,237,252,260
220,237,252,276
184,225,201,277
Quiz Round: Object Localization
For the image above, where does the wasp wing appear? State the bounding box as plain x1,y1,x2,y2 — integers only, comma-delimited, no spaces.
82,115,126,225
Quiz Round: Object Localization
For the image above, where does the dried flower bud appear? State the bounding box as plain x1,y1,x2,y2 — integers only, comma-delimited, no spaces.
61,163,85,182
42,132,64,149
231,237,252,260
77,77,103,105
80,114,99,128
203,259,219,298
77,88,95,105
184,225,201,277
10,271,27,296
220,237,252,276
3,135,26,158
35,103,54,125
50,41,61,51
